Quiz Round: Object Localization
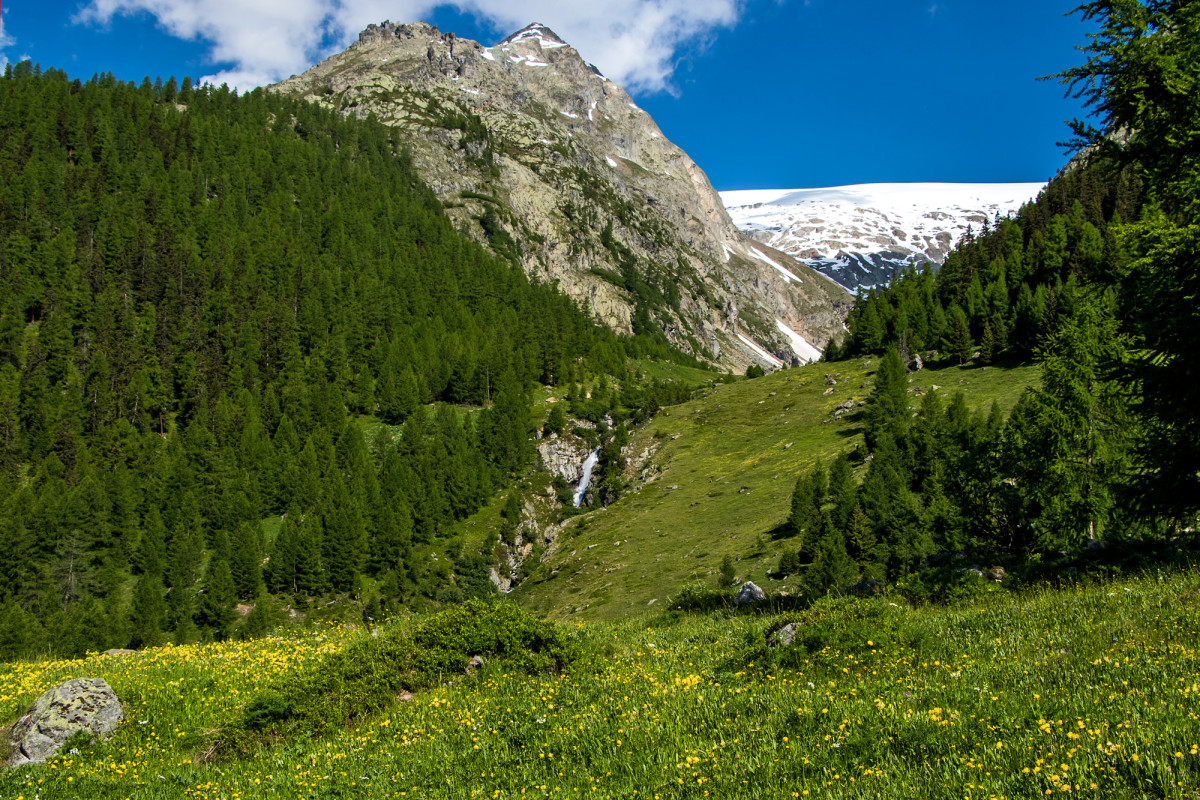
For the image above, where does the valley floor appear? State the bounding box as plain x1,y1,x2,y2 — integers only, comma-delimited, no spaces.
3,570,1199,798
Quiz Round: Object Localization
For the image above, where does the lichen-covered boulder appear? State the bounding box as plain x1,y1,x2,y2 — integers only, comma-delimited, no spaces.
733,581,767,606
769,622,800,647
6,678,123,766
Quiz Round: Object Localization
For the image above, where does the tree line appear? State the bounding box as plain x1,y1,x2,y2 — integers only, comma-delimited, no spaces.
794,0,1200,594
0,63,698,658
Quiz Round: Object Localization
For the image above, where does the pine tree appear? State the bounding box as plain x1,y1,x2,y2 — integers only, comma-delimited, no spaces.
865,347,909,450
945,305,973,365
198,557,238,640
803,523,857,598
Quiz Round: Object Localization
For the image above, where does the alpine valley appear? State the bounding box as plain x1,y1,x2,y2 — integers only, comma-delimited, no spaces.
272,22,850,370
4,3,1200,798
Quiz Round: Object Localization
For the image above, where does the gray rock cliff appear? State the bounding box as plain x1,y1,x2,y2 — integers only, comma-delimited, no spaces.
271,22,851,370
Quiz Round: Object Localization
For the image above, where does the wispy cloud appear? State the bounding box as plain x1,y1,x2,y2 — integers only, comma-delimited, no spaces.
74,0,745,93
0,14,14,68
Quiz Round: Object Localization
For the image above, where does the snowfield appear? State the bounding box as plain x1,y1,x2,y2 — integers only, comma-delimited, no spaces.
721,183,1044,291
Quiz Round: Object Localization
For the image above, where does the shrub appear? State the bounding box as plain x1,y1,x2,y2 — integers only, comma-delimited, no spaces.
216,600,580,753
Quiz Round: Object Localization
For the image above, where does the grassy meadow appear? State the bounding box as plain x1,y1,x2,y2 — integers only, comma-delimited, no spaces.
2,570,1199,799
516,358,1039,621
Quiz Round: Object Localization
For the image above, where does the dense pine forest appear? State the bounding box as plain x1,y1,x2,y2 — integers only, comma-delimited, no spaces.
0,62,702,657
795,0,1200,592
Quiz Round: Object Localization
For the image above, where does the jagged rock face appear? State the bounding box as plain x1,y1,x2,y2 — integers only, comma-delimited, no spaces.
722,183,1044,293
272,22,851,369
536,437,594,485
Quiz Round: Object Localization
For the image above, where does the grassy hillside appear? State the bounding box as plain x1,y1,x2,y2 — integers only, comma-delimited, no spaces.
516,359,1039,621
2,570,1198,798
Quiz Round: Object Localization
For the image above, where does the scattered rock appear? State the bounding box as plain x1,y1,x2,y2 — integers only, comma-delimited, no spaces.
6,678,124,766
398,691,415,703
984,567,1006,582
823,387,834,395
733,581,767,606
101,649,136,657
466,655,486,673
783,442,793,449
769,622,800,648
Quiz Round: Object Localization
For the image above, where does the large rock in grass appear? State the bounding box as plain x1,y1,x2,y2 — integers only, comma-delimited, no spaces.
769,622,799,647
6,678,124,766
734,581,767,607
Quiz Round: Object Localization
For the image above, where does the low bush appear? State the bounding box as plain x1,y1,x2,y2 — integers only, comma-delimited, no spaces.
216,600,580,753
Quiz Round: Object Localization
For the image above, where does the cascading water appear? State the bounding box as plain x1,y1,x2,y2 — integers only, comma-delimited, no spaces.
573,449,600,507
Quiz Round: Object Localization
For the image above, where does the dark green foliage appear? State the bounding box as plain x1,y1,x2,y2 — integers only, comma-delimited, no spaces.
1055,1,1200,522
864,347,909,449
744,364,765,379
841,161,1143,366
718,555,735,588
815,0,1200,574
544,404,567,436
802,529,858,598
0,65,678,658
220,600,579,751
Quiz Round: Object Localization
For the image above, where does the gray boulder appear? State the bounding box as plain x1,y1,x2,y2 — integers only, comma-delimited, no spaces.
6,678,124,766
769,622,799,647
733,581,767,606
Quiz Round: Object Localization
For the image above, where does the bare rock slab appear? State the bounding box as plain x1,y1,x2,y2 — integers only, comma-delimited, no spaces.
734,581,767,606
6,678,123,766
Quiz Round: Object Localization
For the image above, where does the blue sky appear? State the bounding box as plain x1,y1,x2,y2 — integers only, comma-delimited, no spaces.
0,0,1093,189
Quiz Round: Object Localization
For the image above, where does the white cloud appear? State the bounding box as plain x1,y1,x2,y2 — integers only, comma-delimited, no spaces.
74,0,745,93
0,15,14,68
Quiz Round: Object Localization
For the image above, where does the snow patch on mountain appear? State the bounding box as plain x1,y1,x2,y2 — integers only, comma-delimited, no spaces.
736,333,785,368
721,183,1044,292
749,247,802,284
775,320,822,364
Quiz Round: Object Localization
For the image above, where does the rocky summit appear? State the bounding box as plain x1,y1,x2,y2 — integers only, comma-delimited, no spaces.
272,22,851,370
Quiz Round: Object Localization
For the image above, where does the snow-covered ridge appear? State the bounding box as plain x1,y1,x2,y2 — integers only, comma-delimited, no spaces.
721,182,1044,292
499,22,569,50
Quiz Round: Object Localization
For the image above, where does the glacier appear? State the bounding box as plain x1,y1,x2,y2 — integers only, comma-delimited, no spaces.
721,183,1044,292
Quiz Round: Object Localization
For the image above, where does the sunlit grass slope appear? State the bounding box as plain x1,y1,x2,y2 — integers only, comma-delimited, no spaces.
516,359,1039,621
2,571,1199,799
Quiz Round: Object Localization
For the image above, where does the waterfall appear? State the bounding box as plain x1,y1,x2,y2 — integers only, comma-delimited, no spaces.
573,450,600,507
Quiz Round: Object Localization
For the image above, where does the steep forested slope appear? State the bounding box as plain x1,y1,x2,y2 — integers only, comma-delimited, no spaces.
0,63,688,656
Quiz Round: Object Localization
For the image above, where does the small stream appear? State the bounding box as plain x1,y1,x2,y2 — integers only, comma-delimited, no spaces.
573,450,600,507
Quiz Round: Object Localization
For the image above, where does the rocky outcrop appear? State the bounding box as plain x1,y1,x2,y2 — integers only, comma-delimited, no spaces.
733,581,767,606
6,678,124,766
537,437,594,484
769,622,799,647
272,22,851,370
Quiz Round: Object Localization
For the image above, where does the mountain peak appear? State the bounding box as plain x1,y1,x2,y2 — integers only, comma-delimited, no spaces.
498,23,570,49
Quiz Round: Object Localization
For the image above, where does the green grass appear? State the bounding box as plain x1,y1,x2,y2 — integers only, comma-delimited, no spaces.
3,570,1199,798
515,358,1039,621
629,358,724,385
